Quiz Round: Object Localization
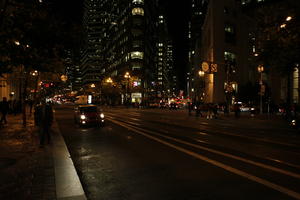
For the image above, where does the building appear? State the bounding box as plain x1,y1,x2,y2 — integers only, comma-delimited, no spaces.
188,0,208,102
81,0,168,104
155,12,175,99
81,0,106,86
197,0,256,104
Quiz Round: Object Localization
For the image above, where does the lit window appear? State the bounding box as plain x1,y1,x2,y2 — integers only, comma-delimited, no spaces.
225,25,234,33
132,63,141,70
132,0,144,4
133,40,142,48
159,15,163,19
158,52,163,56
158,43,163,47
132,7,144,16
159,20,164,24
224,51,236,61
130,51,144,59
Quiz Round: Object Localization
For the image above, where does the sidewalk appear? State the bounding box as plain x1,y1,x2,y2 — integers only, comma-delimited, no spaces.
0,110,86,200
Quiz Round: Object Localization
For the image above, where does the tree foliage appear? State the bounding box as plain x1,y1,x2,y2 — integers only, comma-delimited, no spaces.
0,0,82,76
254,0,300,75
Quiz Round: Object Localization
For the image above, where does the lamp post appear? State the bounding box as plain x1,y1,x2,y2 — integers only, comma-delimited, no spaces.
258,64,264,114
124,72,131,105
198,70,205,102
106,77,113,105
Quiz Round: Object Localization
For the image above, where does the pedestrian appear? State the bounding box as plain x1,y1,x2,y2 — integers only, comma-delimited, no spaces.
223,103,229,116
234,103,241,118
207,104,213,120
12,99,18,116
188,102,193,116
35,101,53,147
195,102,203,117
0,97,9,124
28,99,33,116
213,104,218,119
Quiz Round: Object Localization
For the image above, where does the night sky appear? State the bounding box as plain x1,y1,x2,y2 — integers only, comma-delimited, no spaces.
161,0,191,90
51,0,191,90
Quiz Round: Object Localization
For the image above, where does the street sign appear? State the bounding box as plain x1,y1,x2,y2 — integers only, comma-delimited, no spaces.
210,64,217,72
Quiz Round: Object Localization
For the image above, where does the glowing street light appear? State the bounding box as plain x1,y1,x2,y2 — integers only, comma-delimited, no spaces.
106,77,113,83
31,70,38,76
14,41,20,46
124,72,131,79
61,75,68,82
90,83,96,88
124,72,131,105
198,70,205,77
286,16,292,21
280,23,287,29
258,64,264,114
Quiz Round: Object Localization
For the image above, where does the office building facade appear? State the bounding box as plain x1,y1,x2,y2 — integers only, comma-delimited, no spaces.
81,0,175,104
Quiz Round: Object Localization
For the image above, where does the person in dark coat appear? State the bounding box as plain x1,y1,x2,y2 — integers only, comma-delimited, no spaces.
35,102,53,146
188,102,193,116
0,97,9,124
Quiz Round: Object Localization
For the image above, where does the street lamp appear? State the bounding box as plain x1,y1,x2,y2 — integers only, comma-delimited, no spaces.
258,64,264,114
61,75,68,82
124,72,131,105
106,77,113,83
198,70,204,77
286,16,292,21
198,70,205,102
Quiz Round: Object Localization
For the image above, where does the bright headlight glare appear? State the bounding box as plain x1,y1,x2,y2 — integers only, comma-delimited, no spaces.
80,114,86,120
100,113,105,118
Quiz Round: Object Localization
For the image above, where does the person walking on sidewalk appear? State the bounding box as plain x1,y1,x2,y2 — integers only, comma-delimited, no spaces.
35,101,53,147
0,97,9,124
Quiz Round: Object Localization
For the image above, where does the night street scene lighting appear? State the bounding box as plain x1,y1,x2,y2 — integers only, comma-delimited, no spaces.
0,0,300,199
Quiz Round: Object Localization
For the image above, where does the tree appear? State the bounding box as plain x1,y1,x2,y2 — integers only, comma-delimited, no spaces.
246,0,300,107
0,0,82,126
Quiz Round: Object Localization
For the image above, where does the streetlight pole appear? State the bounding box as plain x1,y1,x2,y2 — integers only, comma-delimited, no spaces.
124,72,130,105
198,70,205,102
258,64,264,114
106,77,113,105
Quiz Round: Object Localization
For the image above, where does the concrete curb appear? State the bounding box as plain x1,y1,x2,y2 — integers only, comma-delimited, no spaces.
52,119,87,200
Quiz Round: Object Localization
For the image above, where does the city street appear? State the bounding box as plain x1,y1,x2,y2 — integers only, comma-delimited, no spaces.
55,105,300,200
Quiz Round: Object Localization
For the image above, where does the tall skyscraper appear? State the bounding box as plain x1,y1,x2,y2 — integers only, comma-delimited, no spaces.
156,12,175,99
81,0,174,104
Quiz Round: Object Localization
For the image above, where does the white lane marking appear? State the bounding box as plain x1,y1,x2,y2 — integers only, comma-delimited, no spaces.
108,117,300,200
126,120,300,179
197,132,208,136
107,113,298,148
107,115,300,174
266,157,300,170
128,117,141,121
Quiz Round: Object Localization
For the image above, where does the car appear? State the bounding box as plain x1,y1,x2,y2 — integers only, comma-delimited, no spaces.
74,104,105,127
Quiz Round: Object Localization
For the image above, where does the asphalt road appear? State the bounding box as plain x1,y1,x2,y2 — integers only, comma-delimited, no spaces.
55,105,300,200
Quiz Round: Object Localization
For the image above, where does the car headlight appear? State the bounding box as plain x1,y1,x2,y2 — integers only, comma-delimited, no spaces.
80,114,86,120
100,113,105,119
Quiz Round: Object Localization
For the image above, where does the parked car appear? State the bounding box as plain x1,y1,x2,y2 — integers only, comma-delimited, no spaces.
74,104,105,127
